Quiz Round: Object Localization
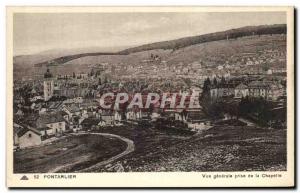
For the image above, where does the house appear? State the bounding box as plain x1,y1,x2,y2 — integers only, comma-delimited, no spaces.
126,108,141,120
63,97,83,104
80,118,102,130
69,122,82,132
15,109,24,116
98,119,107,127
248,81,282,100
60,110,70,122
174,110,188,122
14,123,42,149
234,83,249,98
36,112,66,137
101,110,115,125
30,102,43,112
248,81,271,99
266,69,273,75
114,111,122,122
62,104,81,117
30,95,43,102
217,65,224,70
210,83,236,98
188,121,212,132
151,112,161,120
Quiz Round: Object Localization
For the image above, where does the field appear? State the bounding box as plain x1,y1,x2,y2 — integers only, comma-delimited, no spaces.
14,122,286,173
14,134,127,173
87,123,286,172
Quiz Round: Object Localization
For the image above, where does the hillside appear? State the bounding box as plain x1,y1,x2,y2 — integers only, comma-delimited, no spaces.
48,34,285,76
13,24,287,79
119,24,286,54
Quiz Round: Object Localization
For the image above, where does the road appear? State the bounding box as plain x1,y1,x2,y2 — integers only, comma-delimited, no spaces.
48,132,135,173
239,118,256,126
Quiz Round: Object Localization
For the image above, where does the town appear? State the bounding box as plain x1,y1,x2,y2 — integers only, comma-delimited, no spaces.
13,33,287,172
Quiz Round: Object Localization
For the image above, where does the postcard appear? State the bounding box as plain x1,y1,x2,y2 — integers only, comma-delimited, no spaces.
6,6,294,187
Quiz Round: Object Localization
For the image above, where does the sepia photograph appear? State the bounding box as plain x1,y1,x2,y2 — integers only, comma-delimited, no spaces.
6,6,294,187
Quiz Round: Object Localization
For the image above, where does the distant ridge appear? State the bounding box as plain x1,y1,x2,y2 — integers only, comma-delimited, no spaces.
119,24,286,54
33,24,286,67
34,52,122,67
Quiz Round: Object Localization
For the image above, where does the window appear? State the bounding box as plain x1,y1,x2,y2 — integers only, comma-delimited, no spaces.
28,133,32,138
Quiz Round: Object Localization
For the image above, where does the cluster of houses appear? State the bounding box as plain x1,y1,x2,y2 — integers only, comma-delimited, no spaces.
210,80,285,101
13,102,211,149
14,82,208,149
13,40,287,150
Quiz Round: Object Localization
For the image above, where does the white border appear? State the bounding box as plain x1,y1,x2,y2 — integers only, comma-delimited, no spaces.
0,2,297,191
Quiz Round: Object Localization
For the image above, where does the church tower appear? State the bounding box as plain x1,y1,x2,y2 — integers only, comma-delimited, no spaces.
43,68,54,101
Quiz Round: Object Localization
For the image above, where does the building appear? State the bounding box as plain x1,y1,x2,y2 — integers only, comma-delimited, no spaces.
210,83,237,98
101,110,115,125
36,112,66,137
248,81,284,101
234,83,249,98
174,110,188,122
188,121,212,132
62,104,81,117
126,110,140,120
114,111,122,122
54,87,90,98
14,123,42,149
43,69,54,101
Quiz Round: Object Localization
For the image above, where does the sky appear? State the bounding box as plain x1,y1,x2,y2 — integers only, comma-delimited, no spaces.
13,12,286,55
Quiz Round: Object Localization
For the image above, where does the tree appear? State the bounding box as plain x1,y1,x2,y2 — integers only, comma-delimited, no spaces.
200,78,211,102
221,76,226,84
202,78,211,93
73,72,75,78
90,69,95,77
238,96,272,127
262,63,270,71
213,78,218,86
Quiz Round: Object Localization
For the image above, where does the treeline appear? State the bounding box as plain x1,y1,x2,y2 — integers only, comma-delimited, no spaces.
200,78,286,128
239,97,286,128
201,95,286,128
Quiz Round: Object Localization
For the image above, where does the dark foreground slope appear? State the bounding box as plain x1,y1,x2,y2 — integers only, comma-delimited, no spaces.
94,125,286,172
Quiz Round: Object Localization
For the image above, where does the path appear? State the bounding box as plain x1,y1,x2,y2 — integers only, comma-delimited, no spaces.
239,118,256,126
48,132,135,173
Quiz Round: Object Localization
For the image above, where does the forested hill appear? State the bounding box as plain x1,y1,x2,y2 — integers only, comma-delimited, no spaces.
31,24,286,67
119,24,286,54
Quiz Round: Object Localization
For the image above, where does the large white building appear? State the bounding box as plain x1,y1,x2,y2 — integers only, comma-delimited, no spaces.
234,83,249,98
36,112,66,137
14,123,42,149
